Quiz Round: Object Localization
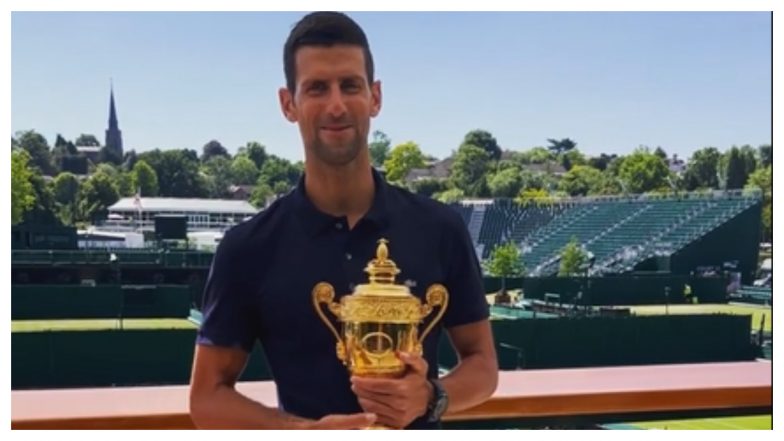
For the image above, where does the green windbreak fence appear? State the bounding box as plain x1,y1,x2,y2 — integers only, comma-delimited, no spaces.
12,313,754,389
439,313,755,371
12,284,191,319
12,329,271,390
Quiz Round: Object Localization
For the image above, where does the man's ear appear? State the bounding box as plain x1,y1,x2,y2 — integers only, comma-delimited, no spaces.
278,87,298,123
370,80,382,118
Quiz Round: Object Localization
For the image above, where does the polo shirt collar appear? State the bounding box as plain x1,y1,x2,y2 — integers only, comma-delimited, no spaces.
291,167,390,237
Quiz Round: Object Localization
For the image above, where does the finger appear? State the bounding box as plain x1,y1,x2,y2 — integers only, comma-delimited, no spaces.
351,382,397,403
357,397,402,419
398,352,428,376
357,400,403,430
314,412,377,430
350,376,401,395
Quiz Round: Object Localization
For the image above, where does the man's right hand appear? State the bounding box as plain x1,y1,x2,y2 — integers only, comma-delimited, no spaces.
299,412,377,429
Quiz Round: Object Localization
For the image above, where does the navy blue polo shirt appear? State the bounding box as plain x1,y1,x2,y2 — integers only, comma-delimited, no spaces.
196,169,489,429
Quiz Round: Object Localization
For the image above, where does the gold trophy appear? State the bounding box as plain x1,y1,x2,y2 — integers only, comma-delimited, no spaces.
312,239,449,426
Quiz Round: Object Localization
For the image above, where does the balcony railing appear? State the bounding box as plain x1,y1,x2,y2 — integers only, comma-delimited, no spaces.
12,361,771,429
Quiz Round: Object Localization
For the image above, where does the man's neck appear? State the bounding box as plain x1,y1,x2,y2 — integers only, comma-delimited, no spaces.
304,158,375,229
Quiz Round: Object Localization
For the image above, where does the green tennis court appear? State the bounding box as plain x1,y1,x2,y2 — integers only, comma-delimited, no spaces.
612,414,771,430
624,304,772,332
12,318,198,332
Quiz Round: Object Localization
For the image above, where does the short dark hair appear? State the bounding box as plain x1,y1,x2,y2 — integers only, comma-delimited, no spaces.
283,11,374,92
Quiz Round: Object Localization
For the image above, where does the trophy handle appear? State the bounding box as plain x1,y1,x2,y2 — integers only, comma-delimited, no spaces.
418,284,449,348
312,282,346,362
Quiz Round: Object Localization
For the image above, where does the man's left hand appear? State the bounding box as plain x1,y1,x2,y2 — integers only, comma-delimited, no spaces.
350,352,433,429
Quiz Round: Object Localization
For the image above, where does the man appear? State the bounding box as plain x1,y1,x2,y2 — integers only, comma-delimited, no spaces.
189,11,498,429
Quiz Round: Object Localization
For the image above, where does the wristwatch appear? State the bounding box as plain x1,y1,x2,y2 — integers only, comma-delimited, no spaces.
426,378,449,422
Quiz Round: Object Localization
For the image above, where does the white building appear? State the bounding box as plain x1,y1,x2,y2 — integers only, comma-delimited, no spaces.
103,197,258,232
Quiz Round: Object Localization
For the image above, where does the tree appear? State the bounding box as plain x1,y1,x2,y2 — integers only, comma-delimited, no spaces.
449,144,491,197
410,177,448,197
369,130,391,168
558,164,603,196
201,140,230,162
383,141,426,183
758,144,772,168
462,130,501,160
546,138,577,156
52,172,81,224
483,242,525,293
515,188,553,206
16,130,55,175
558,149,587,171
201,156,233,198
559,237,588,277
682,147,721,190
257,155,302,195
746,166,772,241
140,149,208,198
238,141,268,170
74,134,100,146
618,148,671,194
23,172,59,225
231,155,260,185
250,180,274,208
433,188,465,204
487,167,523,198
724,147,747,189
78,172,119,222
122,150,138,172
654,146,668,160
588,153,617,171
11,150,36,224
131,160,159,196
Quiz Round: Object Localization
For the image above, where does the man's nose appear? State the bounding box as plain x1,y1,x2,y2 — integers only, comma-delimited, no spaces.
325,85,348,118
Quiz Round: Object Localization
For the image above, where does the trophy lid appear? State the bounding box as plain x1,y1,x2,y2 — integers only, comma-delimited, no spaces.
341,239,423,323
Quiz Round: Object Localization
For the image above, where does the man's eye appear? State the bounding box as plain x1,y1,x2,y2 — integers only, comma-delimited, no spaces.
342,82,361,92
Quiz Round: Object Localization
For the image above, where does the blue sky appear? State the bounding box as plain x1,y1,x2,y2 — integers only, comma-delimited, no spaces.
11,11,772,162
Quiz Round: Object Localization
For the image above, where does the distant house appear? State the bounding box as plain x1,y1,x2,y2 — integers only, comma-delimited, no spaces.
228,185,255,200
404,156,454,184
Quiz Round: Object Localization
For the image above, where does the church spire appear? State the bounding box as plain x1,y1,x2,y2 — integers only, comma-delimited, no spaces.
104,82,124,161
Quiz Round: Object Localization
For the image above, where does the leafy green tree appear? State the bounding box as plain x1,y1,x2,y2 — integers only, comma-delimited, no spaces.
433,188,465,204
559,237,589,277
558,164,603,196
238,141,268,170
131,160,159,196
250,181,274,208
449,144,491,196
462,129,501,160
16,130,55,175
683,147,721,190
78,172,119,222
201,140,229,162
201,156,233,198
558,149,587,171
745,165,772,241
258,155,302,192
546,138,577,156
11,150,36,224
487,167,523,198
383,141,426,183
410,177,448,197
52,172,81,224
724,147,748,189
139,149,208,198
654,146,668,160
587,153,617,171
369,130,391,168
483,242,525,292
515,188,553,206
758,144,771,168
231,155,260,185
74,134,100,146
618,148,670,194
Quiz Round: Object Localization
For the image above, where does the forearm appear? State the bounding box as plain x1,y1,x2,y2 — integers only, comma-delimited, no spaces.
190,384,307,429
440,352,498,415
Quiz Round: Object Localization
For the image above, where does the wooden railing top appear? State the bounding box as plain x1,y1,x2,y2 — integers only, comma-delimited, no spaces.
12,361,771,429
